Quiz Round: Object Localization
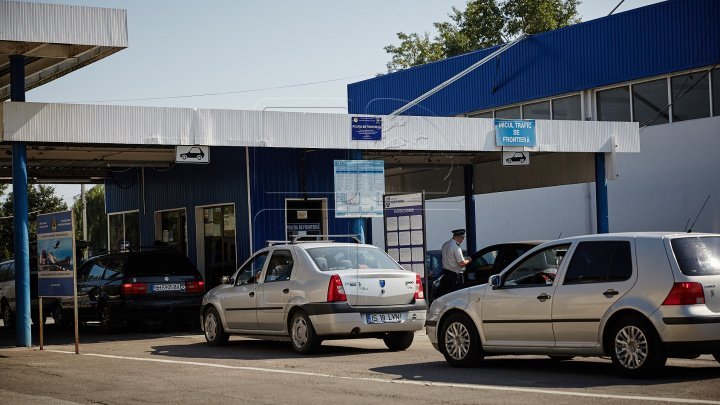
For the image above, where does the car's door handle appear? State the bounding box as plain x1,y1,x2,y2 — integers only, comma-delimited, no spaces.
536,293,551,301
282,288,289,294
249,292,255,297
603,289,620,298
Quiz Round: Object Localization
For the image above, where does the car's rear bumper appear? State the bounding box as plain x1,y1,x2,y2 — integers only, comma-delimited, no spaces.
651,306,720,343
303,301,426,335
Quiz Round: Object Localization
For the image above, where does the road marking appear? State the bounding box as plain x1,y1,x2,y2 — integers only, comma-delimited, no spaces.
45,349,719,404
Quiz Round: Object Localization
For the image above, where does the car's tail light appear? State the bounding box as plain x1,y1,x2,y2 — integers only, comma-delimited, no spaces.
414,274,424,300
327,274,347,302
121,282,147,296
186,280,205,294
662,282,705,305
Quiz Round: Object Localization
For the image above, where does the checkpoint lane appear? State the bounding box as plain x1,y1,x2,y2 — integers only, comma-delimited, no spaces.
0,326,719,404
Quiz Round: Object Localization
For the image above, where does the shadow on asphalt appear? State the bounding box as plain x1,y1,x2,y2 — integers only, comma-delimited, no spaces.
149,339,388,361
370,356,720,387
0,322,201,348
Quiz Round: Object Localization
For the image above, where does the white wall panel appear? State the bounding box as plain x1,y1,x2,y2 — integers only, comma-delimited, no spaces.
1,1,127,47
3,102,640,153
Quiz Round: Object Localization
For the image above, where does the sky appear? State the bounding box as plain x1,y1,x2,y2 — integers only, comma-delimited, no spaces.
14,0,665,207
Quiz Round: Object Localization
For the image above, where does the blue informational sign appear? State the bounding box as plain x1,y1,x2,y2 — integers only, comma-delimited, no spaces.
334,160,385,218
494,119,536,147
351,116,382,141
37,211,75,297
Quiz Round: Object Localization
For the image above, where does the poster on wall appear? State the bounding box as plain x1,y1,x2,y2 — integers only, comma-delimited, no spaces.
383,193,426,277
37,211,76,297
334,160,385,218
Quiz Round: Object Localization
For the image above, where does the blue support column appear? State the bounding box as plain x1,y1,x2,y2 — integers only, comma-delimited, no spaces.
10,55,31,347
595,153,609,234
349,150,365,243
463,165,477,254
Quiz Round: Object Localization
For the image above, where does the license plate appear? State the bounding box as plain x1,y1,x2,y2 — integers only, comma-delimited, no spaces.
366,313,402,324
152,283,184,292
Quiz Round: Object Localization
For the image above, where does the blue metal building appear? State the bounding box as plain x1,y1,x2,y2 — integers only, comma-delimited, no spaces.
347,0,720,117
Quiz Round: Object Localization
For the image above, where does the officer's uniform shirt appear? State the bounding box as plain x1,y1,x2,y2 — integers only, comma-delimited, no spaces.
441,238,465,274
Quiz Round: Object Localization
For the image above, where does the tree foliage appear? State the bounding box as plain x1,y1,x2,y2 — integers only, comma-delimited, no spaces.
72,185,107,255
384,0,580,72
0,185,68,260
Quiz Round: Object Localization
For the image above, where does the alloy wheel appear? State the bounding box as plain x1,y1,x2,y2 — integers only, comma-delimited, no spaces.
445,321,471,361
614,325,649,370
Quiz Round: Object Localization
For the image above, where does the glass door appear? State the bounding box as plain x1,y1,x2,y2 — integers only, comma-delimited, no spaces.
202,205,236,289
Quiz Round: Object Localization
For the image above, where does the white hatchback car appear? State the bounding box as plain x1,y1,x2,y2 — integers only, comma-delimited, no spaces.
426,232,720,376
201,240,426,353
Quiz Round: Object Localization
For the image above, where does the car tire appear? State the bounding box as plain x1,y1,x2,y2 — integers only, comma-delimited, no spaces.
548,355,574,361
439,312,484,367
98,304,116,333
1,302,14,328
203,307,229,346
608,317,666,377
290,311,321,354
383,331,414,351
180,154,187,160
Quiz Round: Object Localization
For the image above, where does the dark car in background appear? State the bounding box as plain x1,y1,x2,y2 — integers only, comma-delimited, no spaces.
0,258,52,327
463,241,546,288
52,249,205,331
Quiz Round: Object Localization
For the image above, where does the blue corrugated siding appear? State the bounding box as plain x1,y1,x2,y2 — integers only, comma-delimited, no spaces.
248,147,364,252
105,147,251,266
348,0,720,116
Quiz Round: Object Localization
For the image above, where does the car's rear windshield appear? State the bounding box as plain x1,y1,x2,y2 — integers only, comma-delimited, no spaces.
125,253,199,277
671,236,720,276
306,246,403,271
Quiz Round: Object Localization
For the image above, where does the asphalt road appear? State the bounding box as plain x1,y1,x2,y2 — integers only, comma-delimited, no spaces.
0,323,719,405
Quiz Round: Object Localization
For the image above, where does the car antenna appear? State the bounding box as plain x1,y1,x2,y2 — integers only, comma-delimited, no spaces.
686,194,710,233
557,232,562,239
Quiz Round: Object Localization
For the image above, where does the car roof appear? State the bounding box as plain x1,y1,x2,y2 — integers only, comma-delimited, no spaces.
549,232,718,245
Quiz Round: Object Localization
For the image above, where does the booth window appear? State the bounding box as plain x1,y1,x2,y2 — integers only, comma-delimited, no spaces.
671,72,710,122
597,86,631,122
522,100,551,119
632,78,669,126
495,106,521,119
108,211,140,253
551,95,581,120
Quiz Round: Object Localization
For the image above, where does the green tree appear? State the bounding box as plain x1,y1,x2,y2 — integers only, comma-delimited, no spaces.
0,185,68,260
384,0,580,72
72,185,107,256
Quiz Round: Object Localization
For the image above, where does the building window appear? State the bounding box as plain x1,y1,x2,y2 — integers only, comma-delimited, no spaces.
632,78,669,126
155,209,187,254
551,95,581,120
671,72,710,122
494,106,521,119
522,100,551,119
712,68,719,117
597,86,631,121
108,211,140,253
469,111,493,119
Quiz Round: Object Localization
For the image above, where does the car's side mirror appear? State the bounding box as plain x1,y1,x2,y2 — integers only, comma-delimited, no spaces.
221,276,231,285
490,275,502,289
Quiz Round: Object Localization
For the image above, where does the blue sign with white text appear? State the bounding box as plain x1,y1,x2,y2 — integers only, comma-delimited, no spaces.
351,116,382,141
37,211,75,297
495,119,536,147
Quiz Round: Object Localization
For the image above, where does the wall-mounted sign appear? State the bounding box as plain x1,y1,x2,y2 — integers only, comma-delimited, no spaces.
495,119,536,147
334,160,384,218
37,211,76,297
175,145,210,163
351,116,382,141
383,193,426,277
502,151,530,166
